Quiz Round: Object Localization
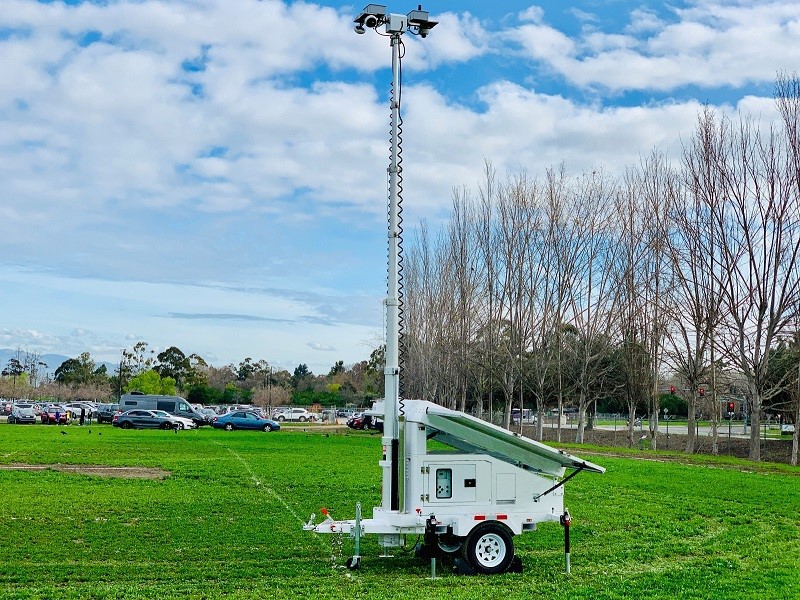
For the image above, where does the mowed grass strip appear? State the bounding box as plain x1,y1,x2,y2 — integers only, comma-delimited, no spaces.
1,424,798,599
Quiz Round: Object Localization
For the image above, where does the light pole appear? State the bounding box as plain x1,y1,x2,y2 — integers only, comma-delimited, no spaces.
354,4,437,513
663,407,669,449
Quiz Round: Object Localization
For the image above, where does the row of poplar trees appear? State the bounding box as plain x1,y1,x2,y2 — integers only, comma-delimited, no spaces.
400,74,800,463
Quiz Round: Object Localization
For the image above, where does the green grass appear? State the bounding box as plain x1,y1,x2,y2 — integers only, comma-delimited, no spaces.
1,424,798,599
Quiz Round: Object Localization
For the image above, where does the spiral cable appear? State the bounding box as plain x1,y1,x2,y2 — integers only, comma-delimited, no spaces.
392,39,407,408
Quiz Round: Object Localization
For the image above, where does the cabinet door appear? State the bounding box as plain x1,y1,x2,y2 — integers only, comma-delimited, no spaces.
426,463,477,504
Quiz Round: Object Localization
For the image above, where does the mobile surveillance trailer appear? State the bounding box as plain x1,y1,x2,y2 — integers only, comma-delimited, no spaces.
304,5,604,575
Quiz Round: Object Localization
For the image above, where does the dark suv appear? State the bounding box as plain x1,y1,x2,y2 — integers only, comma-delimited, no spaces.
96,403,119,424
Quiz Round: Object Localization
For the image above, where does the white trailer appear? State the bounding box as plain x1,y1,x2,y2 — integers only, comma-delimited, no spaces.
305,398,604,574
304,5,604,575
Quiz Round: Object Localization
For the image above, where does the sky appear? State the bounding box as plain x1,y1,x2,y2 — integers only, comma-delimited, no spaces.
1,0,798,374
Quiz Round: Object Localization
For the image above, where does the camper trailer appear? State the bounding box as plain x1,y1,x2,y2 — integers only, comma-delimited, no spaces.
118,394,209,426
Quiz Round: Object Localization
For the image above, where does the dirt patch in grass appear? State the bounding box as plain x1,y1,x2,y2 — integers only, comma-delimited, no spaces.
0,463,170,479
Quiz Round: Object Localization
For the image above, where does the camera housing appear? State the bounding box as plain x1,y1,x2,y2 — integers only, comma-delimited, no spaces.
354,4,387,32
407,7,437,38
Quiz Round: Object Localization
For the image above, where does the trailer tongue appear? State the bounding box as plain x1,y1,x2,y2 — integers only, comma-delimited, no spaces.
304,5,604,575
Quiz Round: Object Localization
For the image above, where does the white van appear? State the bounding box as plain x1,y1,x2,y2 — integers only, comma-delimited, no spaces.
119,394,209,426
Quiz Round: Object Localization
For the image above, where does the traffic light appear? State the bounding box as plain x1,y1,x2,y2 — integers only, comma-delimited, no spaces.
699,387,705,397
669,385,676,394
727,401,735,414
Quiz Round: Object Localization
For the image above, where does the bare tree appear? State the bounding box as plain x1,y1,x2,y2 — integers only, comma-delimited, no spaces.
690,99,800,460
567,171,621,443
667,119,721,452
447,189,481,412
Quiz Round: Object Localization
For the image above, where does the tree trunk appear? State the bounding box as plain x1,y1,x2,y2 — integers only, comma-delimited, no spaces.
749,385,761,461
685,392,697,453
792,399,799,467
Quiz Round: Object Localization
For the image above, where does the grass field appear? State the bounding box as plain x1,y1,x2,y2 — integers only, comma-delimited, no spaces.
1,423,798,599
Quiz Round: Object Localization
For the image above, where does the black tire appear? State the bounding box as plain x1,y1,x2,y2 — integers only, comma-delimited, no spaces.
121,421,133,429
277,416,285,422
299,416,307,422
176,422,185,430
262,424,272,432
437,533,464,556
224,423,234,431
160,422,171,430
462,522,515,575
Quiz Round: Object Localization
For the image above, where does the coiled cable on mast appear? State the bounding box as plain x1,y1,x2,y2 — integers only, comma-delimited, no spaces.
390,38,406,410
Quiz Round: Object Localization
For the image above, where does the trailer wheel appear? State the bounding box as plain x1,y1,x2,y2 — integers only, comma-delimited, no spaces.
463,522,514,575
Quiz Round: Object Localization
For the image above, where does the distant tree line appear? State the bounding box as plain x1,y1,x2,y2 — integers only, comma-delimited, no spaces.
400,73,800,464
0,342,386,412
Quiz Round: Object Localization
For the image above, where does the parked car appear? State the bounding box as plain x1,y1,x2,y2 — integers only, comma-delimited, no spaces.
40,405,70,425
112,409,179,430
212,411,280,432
151,410,197,430
95,403,120,424
8,406,37,424
198,407,218,422
63,402,96,419
346,413,383,431
781,423,796,435
347,413,366,429
272,408,316,422
11,401,40,415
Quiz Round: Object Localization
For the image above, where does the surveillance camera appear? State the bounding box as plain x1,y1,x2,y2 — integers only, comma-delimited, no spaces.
354,24,366,34
418,26,430,38
363,14,379,29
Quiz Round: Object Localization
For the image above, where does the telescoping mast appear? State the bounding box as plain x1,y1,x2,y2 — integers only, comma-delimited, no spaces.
304,4,604,575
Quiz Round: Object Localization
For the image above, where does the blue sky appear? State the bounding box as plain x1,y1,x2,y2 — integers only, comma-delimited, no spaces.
1,0,798,373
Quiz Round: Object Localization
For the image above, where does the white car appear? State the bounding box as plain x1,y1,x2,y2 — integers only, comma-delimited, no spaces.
272,408,316,422
151,410,197,430
63,402,96,418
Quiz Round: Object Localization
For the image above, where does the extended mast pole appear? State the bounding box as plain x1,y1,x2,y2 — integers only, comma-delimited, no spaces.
382,30,401,513
354,3,437,516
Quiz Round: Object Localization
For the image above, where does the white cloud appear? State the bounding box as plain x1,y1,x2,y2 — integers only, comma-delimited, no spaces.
0,1,791,368
307,342,336,352
508,2,800,91
519,7,545,25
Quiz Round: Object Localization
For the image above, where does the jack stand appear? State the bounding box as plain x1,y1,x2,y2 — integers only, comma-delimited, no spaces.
560,508,571,575
345,503,362,570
